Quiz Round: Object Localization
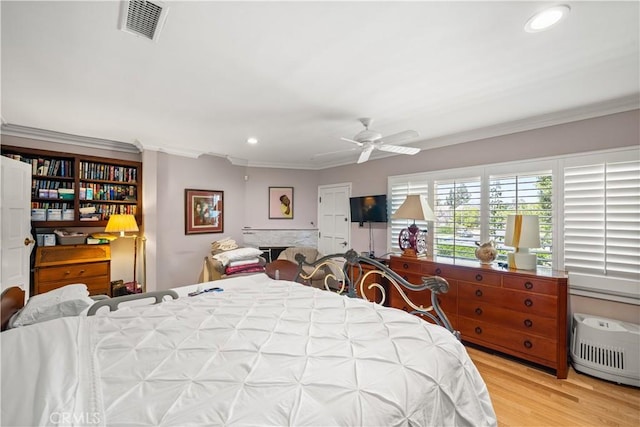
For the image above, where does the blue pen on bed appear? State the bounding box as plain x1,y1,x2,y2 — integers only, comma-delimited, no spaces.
188,287,223,297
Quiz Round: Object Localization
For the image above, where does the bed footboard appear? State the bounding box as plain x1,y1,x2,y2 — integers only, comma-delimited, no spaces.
292,249,459,338
87,290,179,316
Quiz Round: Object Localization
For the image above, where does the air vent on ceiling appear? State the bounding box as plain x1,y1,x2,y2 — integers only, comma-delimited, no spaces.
120,0,169,42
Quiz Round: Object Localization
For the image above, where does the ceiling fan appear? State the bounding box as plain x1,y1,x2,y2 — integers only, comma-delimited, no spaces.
340,118,420,164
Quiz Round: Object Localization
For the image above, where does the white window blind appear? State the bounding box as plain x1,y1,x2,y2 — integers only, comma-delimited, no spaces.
564,159,640,280
434,177,481,261
489,171,553,267
389,178,429,252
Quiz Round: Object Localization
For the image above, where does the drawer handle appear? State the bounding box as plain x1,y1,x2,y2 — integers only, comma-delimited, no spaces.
475,307,483,315
475,274,483,281
475,289,483,297
524,298,533,307
524,340,533,349
79,269,86,274
474,327,482,334
64,270,71,275
524,281,534,290
435,268,442,275
403,263,409,269
524,319,533,328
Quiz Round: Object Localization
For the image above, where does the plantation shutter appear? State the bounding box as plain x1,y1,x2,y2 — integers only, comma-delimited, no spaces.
488,171,553,267
433,177,482,261
389,178,429,252
564,159,640,279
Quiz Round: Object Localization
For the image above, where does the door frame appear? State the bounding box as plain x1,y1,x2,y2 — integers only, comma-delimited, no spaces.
317,182,352,255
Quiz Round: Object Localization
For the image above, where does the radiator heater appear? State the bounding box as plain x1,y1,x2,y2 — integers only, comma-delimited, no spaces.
571,313,639,387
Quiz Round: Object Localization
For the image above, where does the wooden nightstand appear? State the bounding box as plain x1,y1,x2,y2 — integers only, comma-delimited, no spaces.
34,244,111,296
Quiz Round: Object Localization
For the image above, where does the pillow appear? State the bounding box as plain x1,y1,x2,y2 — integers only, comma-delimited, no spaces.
9,284,95,328
212,247,263,265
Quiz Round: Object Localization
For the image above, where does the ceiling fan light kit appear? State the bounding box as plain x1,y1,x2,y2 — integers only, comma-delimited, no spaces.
338,117,421,164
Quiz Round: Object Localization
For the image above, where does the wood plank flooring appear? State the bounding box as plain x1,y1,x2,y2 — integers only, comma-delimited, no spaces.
467,346,640,427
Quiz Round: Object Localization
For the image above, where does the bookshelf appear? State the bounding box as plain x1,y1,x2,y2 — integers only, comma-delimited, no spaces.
1,145,142,228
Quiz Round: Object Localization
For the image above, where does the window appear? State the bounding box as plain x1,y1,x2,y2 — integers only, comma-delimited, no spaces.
488,171,553,267
389,177,429,253
563,156,640,281
434,177,481,261
386,147,639,304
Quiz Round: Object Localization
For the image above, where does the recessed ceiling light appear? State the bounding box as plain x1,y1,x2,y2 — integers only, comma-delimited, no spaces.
524,5,570,33
247,137,258,145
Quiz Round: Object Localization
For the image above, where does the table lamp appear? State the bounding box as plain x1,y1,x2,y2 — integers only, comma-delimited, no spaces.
392,194,436,257
504,214,540,270
105,214,144,293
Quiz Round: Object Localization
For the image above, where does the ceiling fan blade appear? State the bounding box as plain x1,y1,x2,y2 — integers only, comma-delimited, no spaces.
312,147,358,158
379,130,419,145
340,137,363,146
357,146,374,164
377,144,420,155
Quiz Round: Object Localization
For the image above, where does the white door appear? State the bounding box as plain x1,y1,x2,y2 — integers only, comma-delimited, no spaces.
318,183,351,255
1,156,33,297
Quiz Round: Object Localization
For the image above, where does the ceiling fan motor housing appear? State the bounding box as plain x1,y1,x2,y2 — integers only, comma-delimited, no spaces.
354,129,382,142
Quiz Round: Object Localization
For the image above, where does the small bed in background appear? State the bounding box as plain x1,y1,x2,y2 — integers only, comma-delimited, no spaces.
1,251,496,426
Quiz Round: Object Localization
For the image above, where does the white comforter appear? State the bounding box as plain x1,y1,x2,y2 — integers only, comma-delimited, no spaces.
1,274,496,426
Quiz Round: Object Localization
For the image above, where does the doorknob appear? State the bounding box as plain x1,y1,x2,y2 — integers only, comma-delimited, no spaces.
24,237,35,246
340,241,348,247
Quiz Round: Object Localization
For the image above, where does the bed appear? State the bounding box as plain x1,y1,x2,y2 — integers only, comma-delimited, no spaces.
1,251,496,426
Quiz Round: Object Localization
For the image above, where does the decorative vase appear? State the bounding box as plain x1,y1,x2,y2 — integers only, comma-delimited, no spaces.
475,241,497,264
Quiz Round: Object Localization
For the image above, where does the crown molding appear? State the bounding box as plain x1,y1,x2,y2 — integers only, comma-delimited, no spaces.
2,95,636,169
0,124,141,154
414,94,640,152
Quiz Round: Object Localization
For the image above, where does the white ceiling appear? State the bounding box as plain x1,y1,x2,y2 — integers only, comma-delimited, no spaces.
1,1,638,169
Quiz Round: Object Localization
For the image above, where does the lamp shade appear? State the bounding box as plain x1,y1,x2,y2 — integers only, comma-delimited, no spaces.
105,214,139,237
391,194,436,221
505,214,540,248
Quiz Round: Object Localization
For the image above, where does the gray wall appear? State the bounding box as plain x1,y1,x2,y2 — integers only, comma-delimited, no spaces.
322,110,640,257
3,109,639,322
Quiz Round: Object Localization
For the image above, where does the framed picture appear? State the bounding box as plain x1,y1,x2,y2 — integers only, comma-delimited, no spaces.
269,186,294,219
185,189,224,234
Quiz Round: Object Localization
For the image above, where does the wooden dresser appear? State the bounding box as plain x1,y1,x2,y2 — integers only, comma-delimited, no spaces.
389,255,569,379
34,245,111,296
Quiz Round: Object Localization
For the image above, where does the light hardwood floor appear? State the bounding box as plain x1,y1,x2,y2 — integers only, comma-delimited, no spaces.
467,346,640,427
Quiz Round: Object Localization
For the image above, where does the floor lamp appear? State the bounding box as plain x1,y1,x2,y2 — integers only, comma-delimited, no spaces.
105,214,144,293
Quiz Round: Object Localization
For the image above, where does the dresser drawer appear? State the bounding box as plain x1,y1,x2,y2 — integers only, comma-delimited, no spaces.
503,276,559,296
393,270,424,285
459,283,557,318
458,299,557,337
459,318,557,363
37,262,109,283
389,257,423,273
453,269,502,287
421,263,454,278
37,276,110,296
389,284,431,311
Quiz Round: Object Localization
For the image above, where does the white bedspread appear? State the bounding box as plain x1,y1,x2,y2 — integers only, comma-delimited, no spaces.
2,274,496,426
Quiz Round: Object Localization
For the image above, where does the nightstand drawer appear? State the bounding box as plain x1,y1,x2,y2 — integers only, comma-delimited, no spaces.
37,262,109,282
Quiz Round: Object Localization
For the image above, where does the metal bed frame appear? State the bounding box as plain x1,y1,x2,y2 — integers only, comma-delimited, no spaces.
291,249,459,339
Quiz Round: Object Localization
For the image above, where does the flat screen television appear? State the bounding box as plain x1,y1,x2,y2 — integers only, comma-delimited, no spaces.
350,194,388,224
